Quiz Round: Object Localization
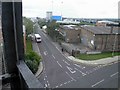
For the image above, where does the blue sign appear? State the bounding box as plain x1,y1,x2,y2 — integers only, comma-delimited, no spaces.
52,16,62,21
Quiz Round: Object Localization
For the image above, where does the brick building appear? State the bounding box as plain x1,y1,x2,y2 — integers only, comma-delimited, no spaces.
59,25,81,43
80,26,120,51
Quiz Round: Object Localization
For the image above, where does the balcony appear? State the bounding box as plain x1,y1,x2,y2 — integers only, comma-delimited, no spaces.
1,1,43,89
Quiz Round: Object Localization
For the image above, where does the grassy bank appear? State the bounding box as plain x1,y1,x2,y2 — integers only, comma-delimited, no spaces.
76,52,120,61
26,39,33,53
25,39,41,74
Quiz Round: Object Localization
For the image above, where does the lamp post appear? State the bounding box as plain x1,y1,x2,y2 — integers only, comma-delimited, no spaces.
112,33,118,57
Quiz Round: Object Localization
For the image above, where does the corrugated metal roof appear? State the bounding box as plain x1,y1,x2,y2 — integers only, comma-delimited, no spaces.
82,26,119,34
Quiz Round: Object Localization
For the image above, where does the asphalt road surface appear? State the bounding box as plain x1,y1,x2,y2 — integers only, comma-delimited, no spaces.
34,24,119,89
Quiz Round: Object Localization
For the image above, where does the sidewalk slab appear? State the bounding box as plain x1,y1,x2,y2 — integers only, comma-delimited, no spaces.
32,42,43,77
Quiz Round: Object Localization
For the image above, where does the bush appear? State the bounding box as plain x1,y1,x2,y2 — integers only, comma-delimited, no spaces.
25,51,41,74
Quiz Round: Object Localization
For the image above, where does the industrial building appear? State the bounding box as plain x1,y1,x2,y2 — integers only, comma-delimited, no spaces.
59,25,81,43
59,25,120,51
80,26,120,51
46,11,52,21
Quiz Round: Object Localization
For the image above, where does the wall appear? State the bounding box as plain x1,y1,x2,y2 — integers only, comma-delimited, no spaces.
65,29,81,43
95,34,120,51
80,28,95,49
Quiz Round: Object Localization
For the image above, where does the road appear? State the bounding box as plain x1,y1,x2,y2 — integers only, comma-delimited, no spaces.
34,24,119,88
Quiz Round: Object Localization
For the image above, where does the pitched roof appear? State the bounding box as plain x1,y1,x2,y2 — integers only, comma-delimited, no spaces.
81,26,119,34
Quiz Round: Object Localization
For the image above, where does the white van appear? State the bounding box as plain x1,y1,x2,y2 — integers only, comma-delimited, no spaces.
34,34,41,43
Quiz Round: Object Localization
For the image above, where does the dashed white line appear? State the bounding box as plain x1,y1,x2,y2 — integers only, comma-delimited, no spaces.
74,64,85,69
63,60,70,65
74,68,86,76
44,78,45,80
64,82,67,85
65,72,76,81
60,84,63,86
110,72,119,77
52,54,55,59
68,81,70,83
55,86,58,88
44,51,47,56
91,79,104,87
56,61,62,68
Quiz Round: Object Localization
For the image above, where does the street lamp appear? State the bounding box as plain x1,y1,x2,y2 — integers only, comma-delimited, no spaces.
112,33,118,57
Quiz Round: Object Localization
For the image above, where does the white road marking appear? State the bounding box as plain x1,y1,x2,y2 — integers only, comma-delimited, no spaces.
44,51,47,56
82,67,86,69
63,60,70,65
66,66,76,74
60,84,63,86
45,84,48,87
52,54,55,59
74,68,86,76
68,81,70,83
55,86,58,88
64,82,67,85
55,46,60,51
65,72,76,81
110,72,119,77
56,61,62,68
91,79,104,87
74,64,85,69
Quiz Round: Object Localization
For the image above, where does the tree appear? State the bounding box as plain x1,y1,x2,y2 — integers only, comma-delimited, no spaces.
23,17,34,36
37,18,46,28
47,20,60,40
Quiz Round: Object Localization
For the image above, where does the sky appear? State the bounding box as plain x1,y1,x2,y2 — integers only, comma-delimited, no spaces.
22,0,119,18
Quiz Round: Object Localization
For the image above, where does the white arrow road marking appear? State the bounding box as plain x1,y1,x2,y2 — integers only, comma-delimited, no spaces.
74,68,86,76
91,79,104,87
66,66,76,74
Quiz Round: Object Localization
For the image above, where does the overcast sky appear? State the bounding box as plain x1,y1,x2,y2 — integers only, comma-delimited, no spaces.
22,0,119,18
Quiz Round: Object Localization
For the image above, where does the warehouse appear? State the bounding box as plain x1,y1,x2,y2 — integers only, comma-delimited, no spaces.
80,26,120,51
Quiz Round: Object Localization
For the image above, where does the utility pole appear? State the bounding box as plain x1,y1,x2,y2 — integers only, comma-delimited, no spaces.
112,33,118,57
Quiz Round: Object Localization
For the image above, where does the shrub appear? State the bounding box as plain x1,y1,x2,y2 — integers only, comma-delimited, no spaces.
25,51,41,74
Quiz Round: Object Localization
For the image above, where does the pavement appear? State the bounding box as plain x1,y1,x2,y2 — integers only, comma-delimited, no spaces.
32,41,43,77
68,55,120,65
53,41,120,65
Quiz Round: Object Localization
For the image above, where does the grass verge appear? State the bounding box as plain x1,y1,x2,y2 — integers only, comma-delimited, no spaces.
76,52,120,61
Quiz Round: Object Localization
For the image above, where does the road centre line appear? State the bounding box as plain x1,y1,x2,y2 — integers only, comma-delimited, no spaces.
110,72,119,77
91,79,104,87
56,61,62,68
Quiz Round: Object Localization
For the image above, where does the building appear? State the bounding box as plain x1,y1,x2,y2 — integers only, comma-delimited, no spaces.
46,11,52,21
96,20,119,27
80,26,120,51
59,25,81,43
